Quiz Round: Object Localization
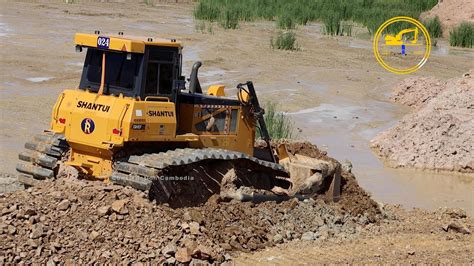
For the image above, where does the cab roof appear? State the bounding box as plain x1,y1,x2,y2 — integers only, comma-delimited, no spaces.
74,32,182,54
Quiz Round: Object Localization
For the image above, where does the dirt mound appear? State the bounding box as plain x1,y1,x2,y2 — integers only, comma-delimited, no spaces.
390,77,445,109
371,70,474,173
0,173,380,264
0,141,381,264
421,0,474,37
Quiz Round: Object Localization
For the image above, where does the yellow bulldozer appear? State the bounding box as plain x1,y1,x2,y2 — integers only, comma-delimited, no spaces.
16,32,340,206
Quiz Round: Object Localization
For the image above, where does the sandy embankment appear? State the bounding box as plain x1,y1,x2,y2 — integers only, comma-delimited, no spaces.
421,0,474,37
371,70,474,173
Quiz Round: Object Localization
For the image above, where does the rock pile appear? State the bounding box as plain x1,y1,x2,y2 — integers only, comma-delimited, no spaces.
0,169,379,264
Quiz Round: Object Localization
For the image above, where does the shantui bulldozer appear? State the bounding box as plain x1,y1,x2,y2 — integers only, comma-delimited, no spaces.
16,32,341,207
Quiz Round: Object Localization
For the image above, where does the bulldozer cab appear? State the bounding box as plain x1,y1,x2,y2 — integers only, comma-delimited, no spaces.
76,32,184,100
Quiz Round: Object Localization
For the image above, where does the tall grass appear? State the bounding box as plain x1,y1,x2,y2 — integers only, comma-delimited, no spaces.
271,31,298,50
257,102,295,140
449,22,473,48
424,16,443,38
194,0,438,34
219,8,239,29
277,14,296,30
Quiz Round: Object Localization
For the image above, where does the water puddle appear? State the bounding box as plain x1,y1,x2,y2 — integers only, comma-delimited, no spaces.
0,22,12,37
348,40,371,50
293,97,474,215
25,77,53,83
199,69,226,78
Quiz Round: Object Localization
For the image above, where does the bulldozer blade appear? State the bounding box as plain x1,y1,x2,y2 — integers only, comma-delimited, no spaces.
220,190,309,203
279,154,341,202
326,166,341,202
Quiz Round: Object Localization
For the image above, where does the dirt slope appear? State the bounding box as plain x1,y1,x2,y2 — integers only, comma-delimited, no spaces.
421,0,474,37
371,70,474,173
389,76,445,109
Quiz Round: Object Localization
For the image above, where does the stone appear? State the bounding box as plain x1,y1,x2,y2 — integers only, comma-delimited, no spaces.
132,194,148,208
273,234,284,244
182,239,198,252
50,241,61,251
189,222,200,235
288,198,299,210
46,259,56,266
181,222,190,231
111,199,128,215
183,210,204,225
166,257,176,264
7,225,16,235
444,222,471,234
89,231,100,241
35,246,43,257
97,206,111,216
162,243,177,258
314,216,325,227
220,243,232,251
444,208,467,219
24,207,37,216
57,199,70,211
27,238,41,248
301,231,316,241
175,247,192,263
29,224,44,239
193,245,217,260
50,191,63,200
341,160,353,173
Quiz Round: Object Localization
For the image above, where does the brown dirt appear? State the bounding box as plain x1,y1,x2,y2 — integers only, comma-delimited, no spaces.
390,76,445,109
339,172,380,220
371,70,474,173
421,0,474,37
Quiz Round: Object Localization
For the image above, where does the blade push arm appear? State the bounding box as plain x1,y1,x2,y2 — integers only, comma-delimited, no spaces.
237,81,276,163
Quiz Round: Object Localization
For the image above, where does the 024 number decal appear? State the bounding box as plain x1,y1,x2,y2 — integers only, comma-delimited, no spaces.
97,36,110,49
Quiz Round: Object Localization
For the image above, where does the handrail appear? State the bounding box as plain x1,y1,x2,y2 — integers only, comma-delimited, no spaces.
144,96,170,102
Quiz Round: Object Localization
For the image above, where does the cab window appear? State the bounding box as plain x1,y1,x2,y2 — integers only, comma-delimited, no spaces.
144,47,178,96
80,49,142,93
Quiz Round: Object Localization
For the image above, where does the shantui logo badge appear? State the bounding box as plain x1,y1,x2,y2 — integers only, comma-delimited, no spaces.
81,118,95,134
373,16,431,74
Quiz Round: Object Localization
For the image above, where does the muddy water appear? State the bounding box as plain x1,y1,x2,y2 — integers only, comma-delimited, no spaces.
288,82,474,215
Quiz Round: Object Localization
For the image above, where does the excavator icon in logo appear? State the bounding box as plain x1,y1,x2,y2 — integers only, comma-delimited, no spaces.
373,16,431,74
384,27,421,55
81,118,95,134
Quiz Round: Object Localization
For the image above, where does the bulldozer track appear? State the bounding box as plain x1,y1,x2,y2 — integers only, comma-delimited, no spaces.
16,132,69,186
16,132,290,203
110,148,289,192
